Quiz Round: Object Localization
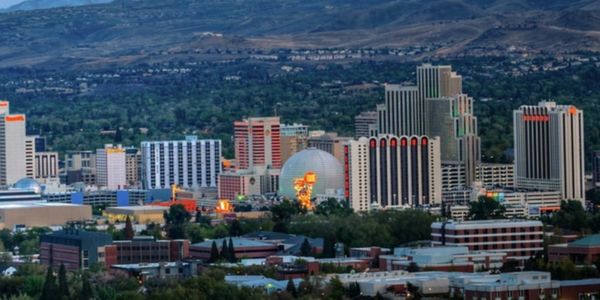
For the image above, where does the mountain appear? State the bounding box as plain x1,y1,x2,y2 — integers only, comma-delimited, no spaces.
3,0,111,12
0,0,599,69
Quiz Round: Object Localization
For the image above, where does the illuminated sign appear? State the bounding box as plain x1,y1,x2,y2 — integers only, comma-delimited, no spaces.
569,106,577,115
523,115,549,122
0,101,8,107
5,115,24,122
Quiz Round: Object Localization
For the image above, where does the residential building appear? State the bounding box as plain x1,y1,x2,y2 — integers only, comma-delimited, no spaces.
35,152,59,182
354,111,377,139
431,219,544,260
0,108,26,186
40,229,113,270
141,136,221,189
344,135,442,211
96,144,126,189
514,101,585,203
234,117,281,170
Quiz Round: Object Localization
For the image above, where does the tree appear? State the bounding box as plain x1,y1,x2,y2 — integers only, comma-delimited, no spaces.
40,267,56,300
328,276,345,300
229,219,242,236
164,204,191,239
297,280,313,297
271,199,299,233
322,235,336,258
286,278,297,297
552,200,588,232
209,241,220,263
79,273,93,300
300,238,312,256
220,239,228,261
468,196,506,220
57,264,69,300
347,282,361,298
123,216,134,240
227,238,236,263
407,262,420,272
315,198,352,217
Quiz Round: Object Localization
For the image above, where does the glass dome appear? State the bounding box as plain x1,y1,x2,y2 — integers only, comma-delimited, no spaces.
13,178,42,194
279,148,344,199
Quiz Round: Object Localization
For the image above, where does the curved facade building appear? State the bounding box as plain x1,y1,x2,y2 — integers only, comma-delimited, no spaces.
279,148,343,199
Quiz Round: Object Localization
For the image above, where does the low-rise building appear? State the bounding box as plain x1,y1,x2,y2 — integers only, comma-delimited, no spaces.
111,261,198,281
431,219,544,260
379,246,506,272
103,206,170,224
189,237,279,261
40,229,113,270
106,237,190,265
548,234,600,264
0,202,92,230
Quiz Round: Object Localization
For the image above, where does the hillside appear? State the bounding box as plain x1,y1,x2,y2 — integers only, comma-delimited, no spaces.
0,0,598,69
2,0,112,11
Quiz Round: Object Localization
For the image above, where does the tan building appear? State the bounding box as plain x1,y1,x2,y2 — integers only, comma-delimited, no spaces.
125,147,141,187
0,203,92,229
104,206,170,224
307,132,351,163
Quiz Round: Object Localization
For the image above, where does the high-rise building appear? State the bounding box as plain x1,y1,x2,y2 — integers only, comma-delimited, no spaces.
141,136,221,189
0,101,8,115
234,117,281,170
376,85,425,136
65,151,96,185
25,136,35,178
280,123,308,165
514,101,585,203
344,135,442,211
416,64,462,100
125,147,141,188
428,94,481,185
593,151,600,187
354,111,377,139
307,132,351,163
0,110,26,186
35,152,59,182
96,144,126,190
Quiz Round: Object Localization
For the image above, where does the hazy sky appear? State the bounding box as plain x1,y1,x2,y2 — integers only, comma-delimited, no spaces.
0,0,23,9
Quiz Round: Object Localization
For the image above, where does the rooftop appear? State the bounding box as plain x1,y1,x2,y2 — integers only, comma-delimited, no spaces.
192,237,276,248
568,234,600,248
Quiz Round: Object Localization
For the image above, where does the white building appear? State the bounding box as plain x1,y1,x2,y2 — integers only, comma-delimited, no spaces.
96,144,127,190
514,101,585,204
0,107,26,186
34,152,59,182
141,136,221,189
344,135,442,211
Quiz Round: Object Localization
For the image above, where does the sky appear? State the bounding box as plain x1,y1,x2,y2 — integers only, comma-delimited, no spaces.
0,0,23,9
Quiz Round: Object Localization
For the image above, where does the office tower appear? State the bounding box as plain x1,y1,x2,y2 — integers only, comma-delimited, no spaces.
280,123,308,165
514,101,585,203
594,151,600,187
416,64,462,99
96,144,127,190
344,135,442,211
0,112,26,186
25,136,35,178
234,117,281,170
35,152,59,181
125,147,141,187
141,136,221,189
65,151,97,185
354,111,377,139
376,85,425,136
475,163,514,188
307,132,351,163
428,94,481,185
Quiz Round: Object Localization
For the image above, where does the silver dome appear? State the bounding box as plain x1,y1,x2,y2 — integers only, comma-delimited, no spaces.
279,148,344,199
13,178,42,194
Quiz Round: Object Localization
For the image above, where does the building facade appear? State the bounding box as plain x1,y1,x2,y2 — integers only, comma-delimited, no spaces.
431,219,544,260
40,229,113,270
35,152,59,181
514,102,585,203
141,136,221,189
234,117,281,170
0,107,26,186
25,136,35,179
354,111,377,139
307,132,351,163
344,135,442,211
96,144,127,189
